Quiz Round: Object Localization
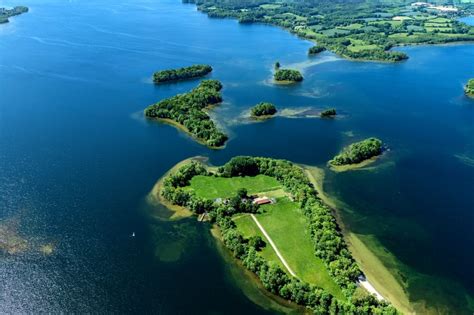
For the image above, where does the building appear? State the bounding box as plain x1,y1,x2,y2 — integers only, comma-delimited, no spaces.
252,197,272,205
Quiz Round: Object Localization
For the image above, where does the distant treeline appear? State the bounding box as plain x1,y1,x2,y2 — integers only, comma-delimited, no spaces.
0,6,28,24
153,64,212,83
161,156,397,314
144,80,228,147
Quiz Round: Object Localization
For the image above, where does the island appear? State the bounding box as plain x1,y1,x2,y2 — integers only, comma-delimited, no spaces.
156,156,397,314
329,138,383,171
308,46,326,55
0,6,28,24
153,64,212,84
250,102,277,118
274,69,303,83
191,0,474,62
144,79,228,148
320,108,337,118
465,78,474,98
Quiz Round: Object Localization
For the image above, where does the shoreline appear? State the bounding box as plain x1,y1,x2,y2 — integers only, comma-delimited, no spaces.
301,165,414,314
148,117,226,150
328,155,381,172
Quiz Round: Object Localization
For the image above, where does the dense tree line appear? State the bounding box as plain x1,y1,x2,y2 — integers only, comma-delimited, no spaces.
320,108,337,118
160,156,397,314
144,80,228,147
465,78,474,97
251,102,277,117
0,6,28,23
308,46,326,55
274,69,303,82
153,64,212,83
329,138,383,166
187,0,474,62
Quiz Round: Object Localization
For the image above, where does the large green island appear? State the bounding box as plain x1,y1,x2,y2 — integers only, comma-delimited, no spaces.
0,6,28,24
153,64,212,84
465,78,474,98
155,156,398,314
144,80,228,148
188,0,474,62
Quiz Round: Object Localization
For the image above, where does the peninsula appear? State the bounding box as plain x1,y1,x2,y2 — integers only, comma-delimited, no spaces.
274,69,303,83
329,137,383,171
157,156,397,314
465,78,474,97
0,6,28,24
144,80,228,148
153,64,212,84
190,0,474,62
250,102,277,118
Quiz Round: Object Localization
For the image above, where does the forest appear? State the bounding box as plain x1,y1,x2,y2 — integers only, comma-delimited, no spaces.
185,0,474,61
153,64,212,83
329,138,383,166
274,69,303,82
160,157,398,314
251,102,277,117
144,80,228,147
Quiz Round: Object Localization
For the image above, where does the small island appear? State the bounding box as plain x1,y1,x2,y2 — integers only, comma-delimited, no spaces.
274,69,303,84
250,102,277,118
155,156,397,314
329,137,383,171
144,79,228,148
0,6,28,24
465,79,474,98
308,46,326,55
153,64,212,84
320,108,337,118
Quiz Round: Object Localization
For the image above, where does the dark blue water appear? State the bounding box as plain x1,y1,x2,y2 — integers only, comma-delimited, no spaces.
1,0,473,313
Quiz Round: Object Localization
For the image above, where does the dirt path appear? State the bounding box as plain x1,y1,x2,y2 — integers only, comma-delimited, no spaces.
250,214,298,278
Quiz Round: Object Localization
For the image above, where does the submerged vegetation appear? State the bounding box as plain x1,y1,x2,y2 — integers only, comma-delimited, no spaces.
251,102,277,117
320,108,337,118
188,0,474,62
329,138,383,166
274,69,303,82
144,80,228,148
159,157,397,313
153,64,212,83
465,78,474,97
0,6,28,24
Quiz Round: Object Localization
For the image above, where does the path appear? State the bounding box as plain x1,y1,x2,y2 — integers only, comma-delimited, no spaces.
250,214,298,278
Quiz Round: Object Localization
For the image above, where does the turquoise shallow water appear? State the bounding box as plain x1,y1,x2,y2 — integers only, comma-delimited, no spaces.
1,0,473,313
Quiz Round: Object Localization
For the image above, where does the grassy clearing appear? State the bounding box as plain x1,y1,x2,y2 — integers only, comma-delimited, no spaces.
233,214,286,271
255,198,345,300
186,174,281,199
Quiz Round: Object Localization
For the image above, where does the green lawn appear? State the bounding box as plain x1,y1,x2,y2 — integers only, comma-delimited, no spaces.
185,174,281,199
236,198,345,300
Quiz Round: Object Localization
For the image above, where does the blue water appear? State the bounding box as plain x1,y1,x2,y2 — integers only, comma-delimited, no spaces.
1,0,473,313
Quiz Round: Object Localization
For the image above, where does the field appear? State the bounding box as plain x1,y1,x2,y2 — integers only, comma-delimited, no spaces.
235,198,345,300
185,174,281,199
186,174,345,299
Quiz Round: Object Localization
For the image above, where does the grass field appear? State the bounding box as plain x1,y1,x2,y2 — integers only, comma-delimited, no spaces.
185,174,281,199
235,198,345,300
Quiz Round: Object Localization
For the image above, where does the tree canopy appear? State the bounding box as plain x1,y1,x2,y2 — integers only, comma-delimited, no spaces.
274,69,303,82
153,64,212,83
144,80,228,147
329,138,383,166
465,79,474,97
251,102,277,117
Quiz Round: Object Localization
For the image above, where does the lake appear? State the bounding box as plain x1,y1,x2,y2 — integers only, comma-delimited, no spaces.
1,0,473,313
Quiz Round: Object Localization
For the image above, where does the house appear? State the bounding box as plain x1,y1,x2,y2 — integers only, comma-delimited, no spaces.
252,197,272,205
